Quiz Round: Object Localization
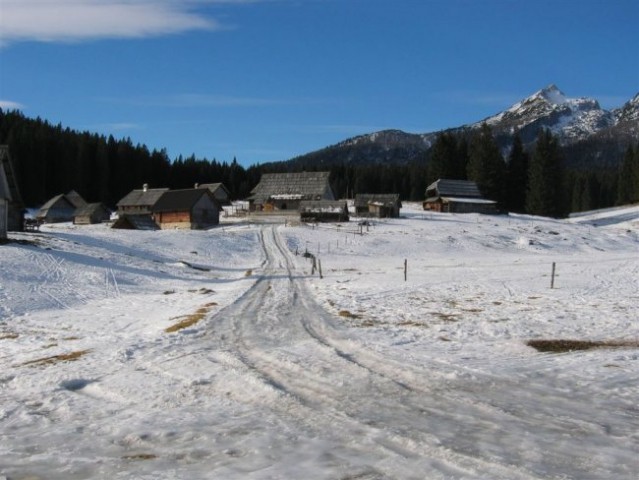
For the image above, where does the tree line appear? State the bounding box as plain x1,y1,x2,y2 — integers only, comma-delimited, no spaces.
1,109,637,217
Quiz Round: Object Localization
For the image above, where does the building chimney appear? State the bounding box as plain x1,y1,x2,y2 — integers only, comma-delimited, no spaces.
194,183,199,189
143,183,148,192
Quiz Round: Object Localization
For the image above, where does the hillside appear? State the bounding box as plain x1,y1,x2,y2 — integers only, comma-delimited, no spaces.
1,206,638,478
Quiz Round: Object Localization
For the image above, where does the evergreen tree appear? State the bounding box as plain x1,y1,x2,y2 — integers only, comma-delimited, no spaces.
617,144,639,205
466,123,506,203
504,133,529,212
526,129,564,217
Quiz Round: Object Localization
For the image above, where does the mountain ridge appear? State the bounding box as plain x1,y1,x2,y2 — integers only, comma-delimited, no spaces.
277,86,638,169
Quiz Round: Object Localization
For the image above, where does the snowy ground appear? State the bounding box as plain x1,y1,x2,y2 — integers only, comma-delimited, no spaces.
1,204,638,479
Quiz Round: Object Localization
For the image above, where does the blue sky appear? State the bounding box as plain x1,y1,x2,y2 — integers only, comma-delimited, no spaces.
1,0,638,167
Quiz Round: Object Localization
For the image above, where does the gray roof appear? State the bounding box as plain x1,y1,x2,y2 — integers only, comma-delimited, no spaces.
426,179,483,199
116,187,168,208
153,188,217,213
37,194,75,215
65,190,87,209
249,172,333,202
354,194,401,208
74,202,111,217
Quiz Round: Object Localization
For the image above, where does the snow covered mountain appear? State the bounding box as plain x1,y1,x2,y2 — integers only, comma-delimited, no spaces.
480,84,616,144
281,85,638,168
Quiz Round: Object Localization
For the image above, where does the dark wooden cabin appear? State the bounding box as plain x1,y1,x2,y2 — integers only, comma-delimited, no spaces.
152,188,220,230
423,179,497,214
74,203,112,225
354,194,402,218
248,172,335,212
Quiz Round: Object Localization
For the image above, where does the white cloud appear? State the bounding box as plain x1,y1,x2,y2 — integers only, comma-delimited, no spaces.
0,99,25,110
0,0,243,46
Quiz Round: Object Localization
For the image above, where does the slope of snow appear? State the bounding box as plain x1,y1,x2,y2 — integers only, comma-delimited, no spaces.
1,207,638,479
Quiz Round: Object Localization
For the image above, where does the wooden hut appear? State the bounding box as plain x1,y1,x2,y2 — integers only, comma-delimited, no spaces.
354,194,401,218
152,188,220,230
197,183,231,206
0,157,11,239
73,203,112,225
423,179,497,214
0,145,25,232
36,192,86,223
248,172,334,212
299,200,349,223
116,184,168,215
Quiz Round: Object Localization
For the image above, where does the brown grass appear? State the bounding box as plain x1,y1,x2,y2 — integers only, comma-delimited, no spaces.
527,339,639,353
165,303,218,333
338,310,361,319
0,332,19,340
22,349,91,367
244,269,253,277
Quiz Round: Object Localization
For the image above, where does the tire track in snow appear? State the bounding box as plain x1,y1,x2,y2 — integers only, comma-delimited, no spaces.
208,226,540,479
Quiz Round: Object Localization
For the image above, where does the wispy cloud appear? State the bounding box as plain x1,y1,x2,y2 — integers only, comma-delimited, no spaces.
0,0,257,46
0,99,25,110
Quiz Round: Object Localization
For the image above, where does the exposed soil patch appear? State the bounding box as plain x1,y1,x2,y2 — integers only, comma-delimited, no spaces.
165,303,218,333
339,310,362,319
527,339,639,353
22,349,91,367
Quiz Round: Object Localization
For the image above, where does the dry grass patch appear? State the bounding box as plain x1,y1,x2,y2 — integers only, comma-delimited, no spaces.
432,312,460,322
0,332,19,340
244,269,253,277
22,349,91,367
338,310,362,319
527,339,639,353
165,303,218,333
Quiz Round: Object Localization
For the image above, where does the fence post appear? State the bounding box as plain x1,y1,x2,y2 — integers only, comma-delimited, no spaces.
404,259,407,282
550,262,556,289
319,259,323,279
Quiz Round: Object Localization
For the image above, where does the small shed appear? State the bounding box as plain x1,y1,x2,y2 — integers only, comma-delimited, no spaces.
74,203,112,225
0,157,11,239
248,172,335,212
111,214,159,230
152,188,220,230
197,183,231,206
36,192,85,223
423,179,497,214
116,184,168,215
299,200,349,223
355,194,402,218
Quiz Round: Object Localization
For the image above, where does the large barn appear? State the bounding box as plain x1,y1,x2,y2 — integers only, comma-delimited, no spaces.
423,179,497,214
248,172,335,212
36,191,88,223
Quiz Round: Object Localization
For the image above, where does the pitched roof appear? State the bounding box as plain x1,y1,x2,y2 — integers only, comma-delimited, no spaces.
65,190,88,209
354,194,401,208
249,172,333,202
116,187,168,208
38,194,75,212
152,188,217,213
74,202,111,217
199,183,229,194
426,179,483,199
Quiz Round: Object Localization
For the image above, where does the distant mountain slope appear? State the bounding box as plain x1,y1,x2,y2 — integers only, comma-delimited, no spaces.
279,85,638,170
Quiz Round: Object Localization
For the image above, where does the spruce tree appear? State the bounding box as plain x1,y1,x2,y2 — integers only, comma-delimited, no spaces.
617,144,639,205
466,123,506,203
526,129,564,217
504,133,529,212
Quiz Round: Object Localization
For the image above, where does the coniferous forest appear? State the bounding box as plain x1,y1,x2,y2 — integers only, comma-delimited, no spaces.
1,109,638,217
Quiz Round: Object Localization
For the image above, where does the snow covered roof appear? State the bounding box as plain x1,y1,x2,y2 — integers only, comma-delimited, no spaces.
441,197,497,205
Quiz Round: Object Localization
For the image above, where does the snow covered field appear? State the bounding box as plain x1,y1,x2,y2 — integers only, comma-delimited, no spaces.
1,204,638,479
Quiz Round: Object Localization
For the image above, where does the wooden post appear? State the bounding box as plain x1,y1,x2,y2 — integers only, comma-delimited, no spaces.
318,259,323,279
550,262,556,289
311,256,316,275
404,259,407,282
